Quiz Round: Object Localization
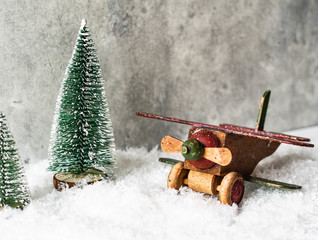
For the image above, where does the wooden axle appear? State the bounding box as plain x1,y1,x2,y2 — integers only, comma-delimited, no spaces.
184,171,222,195
167,162,244,205
168,164,220,195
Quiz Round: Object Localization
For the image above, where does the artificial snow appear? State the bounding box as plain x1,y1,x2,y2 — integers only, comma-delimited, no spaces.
1,126,318,240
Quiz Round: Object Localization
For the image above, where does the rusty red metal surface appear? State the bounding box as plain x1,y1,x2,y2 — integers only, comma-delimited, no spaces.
220,124,311,142
136,112,314,148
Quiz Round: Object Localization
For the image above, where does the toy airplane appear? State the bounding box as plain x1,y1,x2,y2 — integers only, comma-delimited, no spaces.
136,90,314,205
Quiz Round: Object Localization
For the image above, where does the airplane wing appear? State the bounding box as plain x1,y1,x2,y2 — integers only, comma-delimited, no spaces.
220,124,310,142
136,112,314,148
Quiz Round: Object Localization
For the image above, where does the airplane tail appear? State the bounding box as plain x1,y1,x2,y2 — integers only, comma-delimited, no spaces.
255,90,271,131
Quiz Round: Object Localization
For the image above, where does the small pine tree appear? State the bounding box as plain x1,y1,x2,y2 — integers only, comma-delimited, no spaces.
48,19,116,175
0,112,30,209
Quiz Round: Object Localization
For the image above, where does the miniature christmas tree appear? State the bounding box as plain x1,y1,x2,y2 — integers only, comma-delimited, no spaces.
0,112,30,209
48,19,116,183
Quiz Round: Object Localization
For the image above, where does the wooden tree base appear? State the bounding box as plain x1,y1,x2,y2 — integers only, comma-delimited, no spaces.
53,168,107,191
0,206,3,211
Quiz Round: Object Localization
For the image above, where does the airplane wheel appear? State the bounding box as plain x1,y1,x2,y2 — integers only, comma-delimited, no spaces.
167,162,189,190
219,172,244,206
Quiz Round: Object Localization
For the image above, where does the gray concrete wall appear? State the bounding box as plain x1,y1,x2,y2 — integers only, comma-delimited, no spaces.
1,0,318,163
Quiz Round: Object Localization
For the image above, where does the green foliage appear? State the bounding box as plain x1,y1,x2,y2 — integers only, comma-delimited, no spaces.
48,20,116,174
0,112,30,209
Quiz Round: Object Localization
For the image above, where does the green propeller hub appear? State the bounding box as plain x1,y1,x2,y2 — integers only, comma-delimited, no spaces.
181,139,204,161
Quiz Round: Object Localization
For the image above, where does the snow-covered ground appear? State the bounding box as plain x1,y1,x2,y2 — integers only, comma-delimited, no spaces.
1,126,318,240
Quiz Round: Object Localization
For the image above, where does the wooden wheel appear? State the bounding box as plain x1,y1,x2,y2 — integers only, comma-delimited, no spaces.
219,172,244,205
53,168,107,191
167,162,189,190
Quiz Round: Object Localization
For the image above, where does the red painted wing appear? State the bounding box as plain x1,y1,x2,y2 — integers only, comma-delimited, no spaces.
220,124,311,142
136,112,314,148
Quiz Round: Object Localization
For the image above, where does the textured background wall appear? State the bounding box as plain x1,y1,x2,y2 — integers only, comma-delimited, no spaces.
0,0,318,163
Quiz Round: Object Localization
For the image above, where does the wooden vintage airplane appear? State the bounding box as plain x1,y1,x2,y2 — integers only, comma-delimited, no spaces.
136,90,314,205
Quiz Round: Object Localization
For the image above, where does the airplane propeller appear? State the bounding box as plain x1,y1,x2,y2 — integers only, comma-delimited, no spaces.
161,136,232,166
